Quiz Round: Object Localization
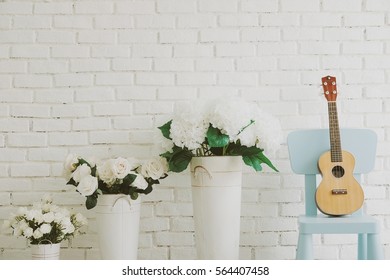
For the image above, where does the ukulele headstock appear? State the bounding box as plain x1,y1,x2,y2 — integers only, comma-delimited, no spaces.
321,75,338,102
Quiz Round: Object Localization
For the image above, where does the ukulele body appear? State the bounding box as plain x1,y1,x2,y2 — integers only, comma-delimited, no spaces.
316,150,364,216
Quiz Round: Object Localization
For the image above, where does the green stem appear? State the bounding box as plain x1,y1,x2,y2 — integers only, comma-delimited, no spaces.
237,120,255,136
222,144,229,156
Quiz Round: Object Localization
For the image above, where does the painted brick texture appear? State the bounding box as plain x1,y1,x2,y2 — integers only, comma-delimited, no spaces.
0,0,389,260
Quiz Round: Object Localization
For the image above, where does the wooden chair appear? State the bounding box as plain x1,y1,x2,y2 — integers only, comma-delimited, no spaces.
287,128,383,259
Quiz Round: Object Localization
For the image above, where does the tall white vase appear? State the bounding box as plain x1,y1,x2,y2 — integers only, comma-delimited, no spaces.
95,194,141,260
190,156,242,260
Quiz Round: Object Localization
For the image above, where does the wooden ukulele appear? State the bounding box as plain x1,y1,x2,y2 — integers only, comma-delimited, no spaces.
315,76,364,216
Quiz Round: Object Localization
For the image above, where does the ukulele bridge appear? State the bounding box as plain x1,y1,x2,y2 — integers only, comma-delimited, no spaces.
332,189,348,195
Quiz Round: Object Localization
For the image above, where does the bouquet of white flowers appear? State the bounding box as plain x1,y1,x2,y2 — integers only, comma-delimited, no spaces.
64,155,169,209
3,194,87,245
158,98,282,173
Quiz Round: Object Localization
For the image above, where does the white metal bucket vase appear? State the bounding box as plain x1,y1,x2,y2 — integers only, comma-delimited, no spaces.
190,156,242,260
95,194,141,260
31,243,60,260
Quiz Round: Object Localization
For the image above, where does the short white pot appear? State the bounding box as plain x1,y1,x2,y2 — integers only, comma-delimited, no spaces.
31,243,60,260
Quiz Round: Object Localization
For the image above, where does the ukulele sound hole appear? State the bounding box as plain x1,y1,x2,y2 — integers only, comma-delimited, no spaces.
332,166,345,178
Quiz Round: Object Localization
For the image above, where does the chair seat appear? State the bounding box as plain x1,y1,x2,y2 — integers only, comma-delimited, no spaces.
299,214,380,234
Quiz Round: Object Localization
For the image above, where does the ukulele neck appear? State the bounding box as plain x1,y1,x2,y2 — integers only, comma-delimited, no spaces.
328,101,343,163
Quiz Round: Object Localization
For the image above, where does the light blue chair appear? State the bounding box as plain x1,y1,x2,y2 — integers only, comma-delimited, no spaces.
287,129,383,260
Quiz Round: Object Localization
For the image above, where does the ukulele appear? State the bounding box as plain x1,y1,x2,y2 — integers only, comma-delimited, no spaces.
315,76,364,216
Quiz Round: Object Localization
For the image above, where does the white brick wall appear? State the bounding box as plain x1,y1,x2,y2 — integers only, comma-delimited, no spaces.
1,0,389,260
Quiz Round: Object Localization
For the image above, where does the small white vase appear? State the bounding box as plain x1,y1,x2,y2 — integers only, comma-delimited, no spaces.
31,243,60,260
190,156,242,260
95,194,141,260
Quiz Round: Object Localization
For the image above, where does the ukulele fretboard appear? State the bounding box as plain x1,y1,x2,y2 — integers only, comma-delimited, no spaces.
328,101,343,162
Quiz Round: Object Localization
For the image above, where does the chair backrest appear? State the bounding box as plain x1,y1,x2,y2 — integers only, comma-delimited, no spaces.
287,129,377,216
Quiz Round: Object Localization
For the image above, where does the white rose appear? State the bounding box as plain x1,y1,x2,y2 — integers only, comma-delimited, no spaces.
41,193,53,204
64,154,79,173
97,160,116,185
40,223,52,234
61,218,75,234
74,213,88,226
13,226,23,237
86,156,98,168
111,157,131,180
54,211,66,223
72,163,92,183
139,157,168,180
26,209,42,223
23,227,33,238
77,175,98,196
41,203,51,213
132,174,148,190
33,229,43,239
43,212,55,223
127,157,140,170
18,220,29,231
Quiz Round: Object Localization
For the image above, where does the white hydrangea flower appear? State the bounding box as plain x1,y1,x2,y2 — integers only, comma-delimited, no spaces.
153,128,174,154
252,108,282,155
209,98,253,141
170,101,209,150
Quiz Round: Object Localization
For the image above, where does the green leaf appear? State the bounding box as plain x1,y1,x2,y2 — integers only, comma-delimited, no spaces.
158,120,172,140
169,147,193,173
130,192,139,200
123,173,137,186
257,151,279,172
227,143,279,172
66,177,77,186
209,147,224,156
206,125,230,148
138,184,153,195
160,150,174,162
242,154,263,171
86,195,97,210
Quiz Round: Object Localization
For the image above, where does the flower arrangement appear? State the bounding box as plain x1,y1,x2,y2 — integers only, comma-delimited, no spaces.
3,194,87,245
157,98,282,173
64,155,168,209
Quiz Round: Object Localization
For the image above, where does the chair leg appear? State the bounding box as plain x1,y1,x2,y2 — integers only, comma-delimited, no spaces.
367,233,384,260
358,234,367,260
296,233,313,260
